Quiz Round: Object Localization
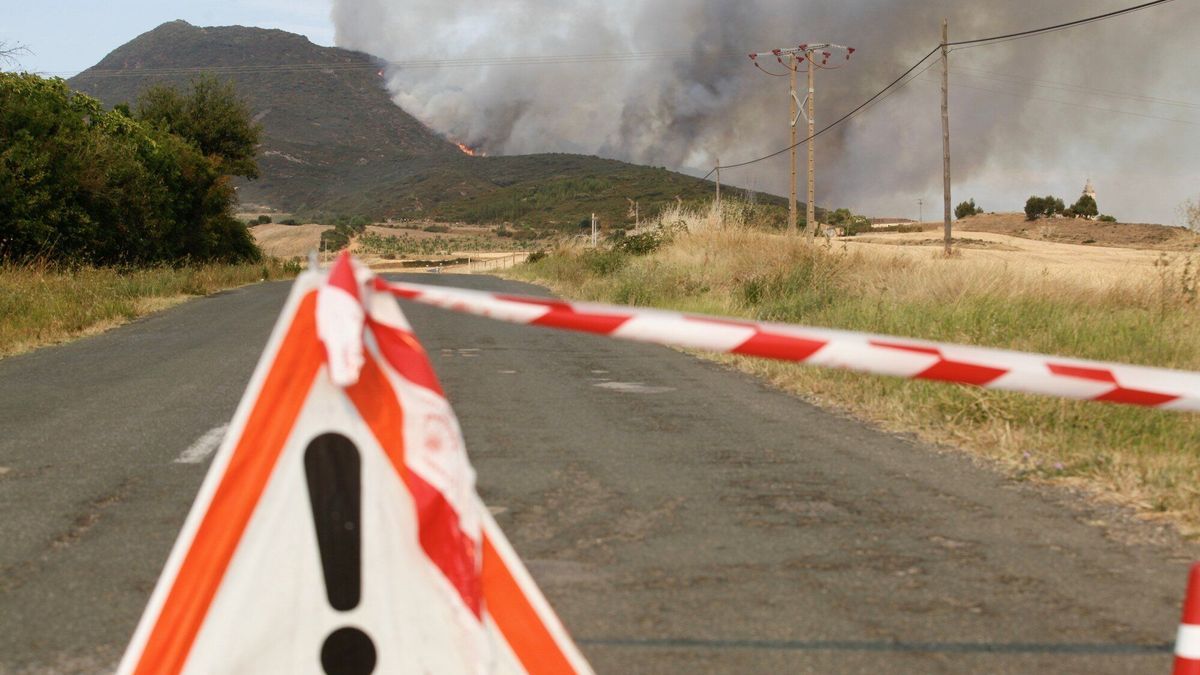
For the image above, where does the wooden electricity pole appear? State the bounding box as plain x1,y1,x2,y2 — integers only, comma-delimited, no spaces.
748,44,854,238
789,56,799,235
805,54,817,239
715,157,721,209
941,18,953,255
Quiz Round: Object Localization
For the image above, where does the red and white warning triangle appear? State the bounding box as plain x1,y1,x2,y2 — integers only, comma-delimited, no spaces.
118,254,592,674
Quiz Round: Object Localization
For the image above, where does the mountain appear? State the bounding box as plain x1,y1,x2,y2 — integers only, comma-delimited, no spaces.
69,21,783,226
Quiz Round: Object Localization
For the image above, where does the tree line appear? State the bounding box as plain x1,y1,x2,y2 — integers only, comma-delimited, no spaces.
0,73,262,265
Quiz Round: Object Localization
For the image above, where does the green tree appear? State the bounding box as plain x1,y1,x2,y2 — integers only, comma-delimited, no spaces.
0,72,260,264
1024,196,1045,221
827,208,853,226
1025,195,1065,221
1071,194,1098,218
955,198,981,219
136,74,261,178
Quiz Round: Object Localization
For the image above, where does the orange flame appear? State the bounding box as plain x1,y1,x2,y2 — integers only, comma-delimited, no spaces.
455,141,484,157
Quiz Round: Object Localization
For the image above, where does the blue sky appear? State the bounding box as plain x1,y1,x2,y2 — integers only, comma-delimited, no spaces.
2,0,335,76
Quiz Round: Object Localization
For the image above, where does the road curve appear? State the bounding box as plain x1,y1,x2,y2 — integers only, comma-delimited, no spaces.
0,273,1195,674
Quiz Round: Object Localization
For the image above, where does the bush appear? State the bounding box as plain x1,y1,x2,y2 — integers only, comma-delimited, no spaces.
0,72,261,265
257,215,271,224
1099,214,1117,223
320,227,350,252
955,198,982,219
526,250,548,263
616,229,672,255
580,248,628,275
496,227,514,238
423,224,450,233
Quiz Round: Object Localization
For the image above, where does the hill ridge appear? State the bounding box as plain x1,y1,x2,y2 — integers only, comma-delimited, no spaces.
69,21,785,226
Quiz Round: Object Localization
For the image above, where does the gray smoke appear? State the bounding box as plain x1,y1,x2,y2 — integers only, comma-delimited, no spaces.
331,1,1199,223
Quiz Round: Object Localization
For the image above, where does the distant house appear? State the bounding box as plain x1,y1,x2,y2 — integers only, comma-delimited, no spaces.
867,217,916,230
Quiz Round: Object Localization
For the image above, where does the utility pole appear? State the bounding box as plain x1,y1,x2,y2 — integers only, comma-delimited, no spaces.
715,157,721,210
918,198,924,224
591,212,597,247
941,19,953,255
789,56,799,235
749,44,854,238
805,53,816,239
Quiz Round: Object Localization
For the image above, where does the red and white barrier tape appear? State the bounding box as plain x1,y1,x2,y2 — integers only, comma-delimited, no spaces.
379,278,1200,412
1178,563,1200,675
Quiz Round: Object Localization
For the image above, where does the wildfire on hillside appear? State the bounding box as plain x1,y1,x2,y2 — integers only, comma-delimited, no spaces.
454,141,485,157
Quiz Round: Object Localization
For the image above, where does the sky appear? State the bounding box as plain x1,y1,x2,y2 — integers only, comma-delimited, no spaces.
2,0,336,76
4,1,1198,226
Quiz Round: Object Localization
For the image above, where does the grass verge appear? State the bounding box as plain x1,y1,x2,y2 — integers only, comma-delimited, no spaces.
511,202,1200,536
0,259,301,358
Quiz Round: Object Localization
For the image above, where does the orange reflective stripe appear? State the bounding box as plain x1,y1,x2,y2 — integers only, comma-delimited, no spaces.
482,534,576,675
133,292,322,675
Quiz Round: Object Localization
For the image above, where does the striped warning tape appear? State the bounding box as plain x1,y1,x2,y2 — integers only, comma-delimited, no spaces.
1179,563,1200,674
378,278,1200,412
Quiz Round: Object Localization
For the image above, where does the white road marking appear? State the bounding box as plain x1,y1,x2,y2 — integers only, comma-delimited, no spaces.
593,381,675,394
175,424,228,464
487,505,508,515
498,370,518,374
590,369,609,374
0,466,10,476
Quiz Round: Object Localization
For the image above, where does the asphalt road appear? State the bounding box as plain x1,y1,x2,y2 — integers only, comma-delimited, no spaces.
0,274,1196,674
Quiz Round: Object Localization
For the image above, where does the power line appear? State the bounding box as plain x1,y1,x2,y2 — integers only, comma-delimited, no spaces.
703,46,940,179
947,0,1175,47
705,0,1177,178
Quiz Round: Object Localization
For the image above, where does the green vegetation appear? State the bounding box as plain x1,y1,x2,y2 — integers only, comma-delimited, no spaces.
1024,195,1066,221
358,232,536,257
513,201,1200,533
364,156,792,229
0,258,300,357
0,72,261,265
1071,194,1099,218
955,198,983,219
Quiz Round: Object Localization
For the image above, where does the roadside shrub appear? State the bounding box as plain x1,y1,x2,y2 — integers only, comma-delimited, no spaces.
1099,214,1117,223
526,250,548,263
580,248,628,275
616,228,676,255
0,72,261,265
280,218,299,225
423,224,450,233
256,215,272,224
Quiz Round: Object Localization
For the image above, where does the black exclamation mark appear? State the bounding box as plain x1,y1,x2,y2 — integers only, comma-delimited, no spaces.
305,433,377,675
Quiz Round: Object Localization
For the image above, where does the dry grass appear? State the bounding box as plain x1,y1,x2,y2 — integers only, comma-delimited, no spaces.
0,259,300,358
513,201,1200,535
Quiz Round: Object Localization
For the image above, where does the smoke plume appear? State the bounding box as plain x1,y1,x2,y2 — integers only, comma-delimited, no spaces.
331,1,1199,223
